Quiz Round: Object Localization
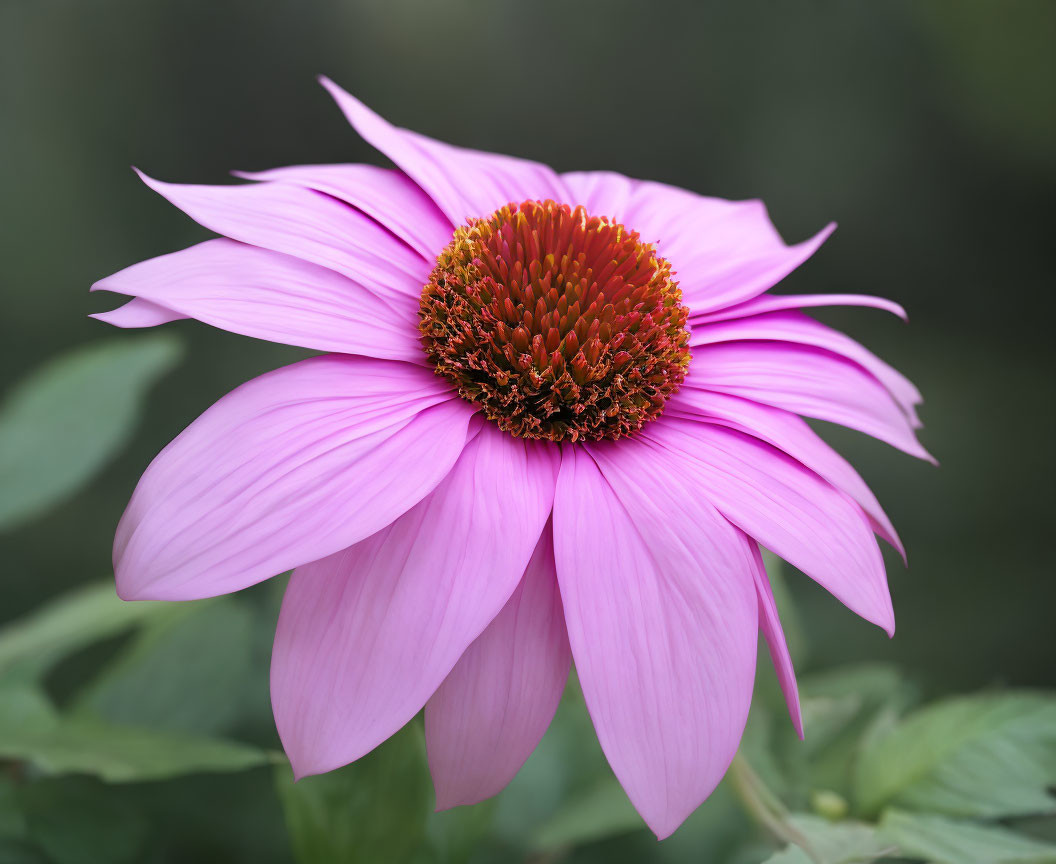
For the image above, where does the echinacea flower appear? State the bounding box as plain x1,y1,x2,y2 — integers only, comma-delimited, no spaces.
92,77,929,839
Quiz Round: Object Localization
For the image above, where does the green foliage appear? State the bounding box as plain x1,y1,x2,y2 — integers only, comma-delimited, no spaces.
274,721,432,864
0,351,1054,863
0,335,182,531
73,596,256,735
533,776,642,852
0,680,270,782
3,561,1056,864
16,778,150,864
878,810,1056,864
0,580,172,681
855,693,1056,819
759,815,893,864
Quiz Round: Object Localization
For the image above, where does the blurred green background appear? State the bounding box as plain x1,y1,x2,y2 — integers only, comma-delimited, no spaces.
2,1,1054,862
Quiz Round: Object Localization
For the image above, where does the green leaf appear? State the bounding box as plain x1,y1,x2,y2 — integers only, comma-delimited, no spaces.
855,692,1056,818
0,335,182,530
73,596,255,735
0,683,271,782
275,721,432,864
17,777,149,864
427,798,498,864
532,775,642,851
0,580,172,681
760,814,894,864
800,664,913,759
879,809,1056,864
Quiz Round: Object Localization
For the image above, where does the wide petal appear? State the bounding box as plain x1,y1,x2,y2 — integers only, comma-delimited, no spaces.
553,443,757,839
669,388,903,557
115,355,474,601
135,170,427,309
271,425,558,778
425,524,570,809
233,164,453,260
750,544,803,738
562,171,833,315
644,416,895,635
686,341,933,462
690,292,908,325
92,239,424,363
689,311,923,426
320,77,570,224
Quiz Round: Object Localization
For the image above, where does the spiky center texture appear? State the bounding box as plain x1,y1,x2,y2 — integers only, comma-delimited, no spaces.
419,200,691,442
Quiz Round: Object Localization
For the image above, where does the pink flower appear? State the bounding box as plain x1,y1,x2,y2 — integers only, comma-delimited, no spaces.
92,77,929,839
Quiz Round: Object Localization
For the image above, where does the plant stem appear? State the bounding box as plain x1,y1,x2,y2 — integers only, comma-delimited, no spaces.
728,754,823,863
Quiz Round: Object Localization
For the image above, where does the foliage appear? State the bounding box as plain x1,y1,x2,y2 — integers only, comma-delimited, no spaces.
0,316,1054,862
0,336,182,531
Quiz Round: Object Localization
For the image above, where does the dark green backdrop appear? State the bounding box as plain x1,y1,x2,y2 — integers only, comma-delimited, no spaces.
2,1,1054,861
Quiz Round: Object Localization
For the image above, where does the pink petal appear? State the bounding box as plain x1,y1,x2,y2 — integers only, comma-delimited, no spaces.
644,416,895,635
92,239,424,364
319,77,569,224
232,164,453,260
690,292,908,325
134,170,427,309
91,297,187,327
562,171,834,315
669,389,904,558
686,341,934,462
271,425,558,778
115,355,474,601
553,443,758,839
750,543,803,738
425,524,570,809
689,311,923,426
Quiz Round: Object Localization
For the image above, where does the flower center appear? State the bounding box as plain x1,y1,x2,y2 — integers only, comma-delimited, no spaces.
418,200,691,442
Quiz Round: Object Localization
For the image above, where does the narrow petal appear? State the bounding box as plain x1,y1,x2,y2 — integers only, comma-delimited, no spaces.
92,239,424,363
750,543,803,738
135,170,427,309
669,389,903,557
233,164,453,260
425,525,570,809
553,443,757,839
644,416,895,635
91,297,186,327
686,341,933,462
690,292,908,325
115,355,474,601
563,171,834,315
271,425,558,778
320,77,570,224
688,311,923,425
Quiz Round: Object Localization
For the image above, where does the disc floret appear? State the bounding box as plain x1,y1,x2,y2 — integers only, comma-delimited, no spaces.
419,200,691,442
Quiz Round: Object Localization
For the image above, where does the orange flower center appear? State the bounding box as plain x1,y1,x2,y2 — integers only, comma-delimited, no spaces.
419,200,691,442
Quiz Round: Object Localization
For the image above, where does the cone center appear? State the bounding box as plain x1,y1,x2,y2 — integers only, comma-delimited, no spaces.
419,199,691,442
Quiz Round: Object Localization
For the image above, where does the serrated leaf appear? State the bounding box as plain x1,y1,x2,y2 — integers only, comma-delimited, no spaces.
0,335,182,530
0,683,270,781
275,721,431,864
0,580,172,681
855,692,1056,818
73,596,255,735
760,814,894,864
879,809,1056,864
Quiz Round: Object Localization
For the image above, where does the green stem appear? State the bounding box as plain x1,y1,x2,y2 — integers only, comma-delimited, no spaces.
728,754,823,863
